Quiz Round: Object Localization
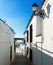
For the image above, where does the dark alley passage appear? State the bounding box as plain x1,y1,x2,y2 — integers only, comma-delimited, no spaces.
11,54,32,65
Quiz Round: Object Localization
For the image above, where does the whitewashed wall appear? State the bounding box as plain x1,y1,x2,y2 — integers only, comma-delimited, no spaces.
9,29,14,62
0,22,10,42
42,0,53,65
26,16,36,44
24,13,42,65
25,16,36,59
31,0,53,65
24,0,53,65
0,43,10,65
0,20,14,65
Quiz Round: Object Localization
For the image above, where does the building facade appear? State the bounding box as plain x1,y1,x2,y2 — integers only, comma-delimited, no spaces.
24,0,53,65
0,19,15,65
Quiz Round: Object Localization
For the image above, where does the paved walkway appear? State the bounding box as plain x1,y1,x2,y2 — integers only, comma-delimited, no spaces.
11,55,32,65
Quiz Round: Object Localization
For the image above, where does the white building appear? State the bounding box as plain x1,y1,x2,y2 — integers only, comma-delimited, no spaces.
24,0,53,65
0,19,15,65
16,43,26,56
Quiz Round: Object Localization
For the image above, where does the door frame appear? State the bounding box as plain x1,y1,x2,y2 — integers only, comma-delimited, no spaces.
10,46,12,61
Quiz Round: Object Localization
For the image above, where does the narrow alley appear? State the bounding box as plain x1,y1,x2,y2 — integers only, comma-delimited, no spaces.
11,54,32,65
0,0,53,65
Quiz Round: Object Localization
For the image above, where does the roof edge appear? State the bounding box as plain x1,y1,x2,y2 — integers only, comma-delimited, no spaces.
0,18,15,34
26,11,35,29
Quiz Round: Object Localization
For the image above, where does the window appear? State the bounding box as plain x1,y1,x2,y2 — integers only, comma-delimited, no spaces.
36,16,42,37
30,24,33,42
27,30,28,42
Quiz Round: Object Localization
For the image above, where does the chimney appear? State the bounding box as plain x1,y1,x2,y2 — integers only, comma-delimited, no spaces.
32,3,38,11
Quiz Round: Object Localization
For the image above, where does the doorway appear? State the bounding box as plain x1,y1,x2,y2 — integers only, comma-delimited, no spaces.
10,46,12,61
29,49,33,61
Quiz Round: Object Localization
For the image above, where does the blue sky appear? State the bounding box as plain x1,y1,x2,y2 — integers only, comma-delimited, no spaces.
0,0,42,38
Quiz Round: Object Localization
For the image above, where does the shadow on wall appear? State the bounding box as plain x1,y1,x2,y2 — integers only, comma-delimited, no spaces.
45,3,51,18
31,45,53,65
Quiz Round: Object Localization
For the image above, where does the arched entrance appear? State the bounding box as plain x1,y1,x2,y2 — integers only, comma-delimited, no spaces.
14,38,25,53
